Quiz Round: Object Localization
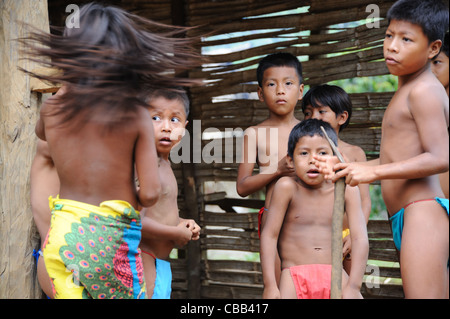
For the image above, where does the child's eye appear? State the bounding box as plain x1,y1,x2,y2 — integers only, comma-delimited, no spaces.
433,60,442,65
152,115,161,121
319,151,328,156
286,81,293,86
267,83,275,87
171,117,181,123
385,33,392,39
403,37,412,42
300,151,308,156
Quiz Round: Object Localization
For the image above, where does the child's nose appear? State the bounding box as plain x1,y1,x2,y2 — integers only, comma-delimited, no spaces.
161,119,171,131
311,110,322,120
387,38,399,53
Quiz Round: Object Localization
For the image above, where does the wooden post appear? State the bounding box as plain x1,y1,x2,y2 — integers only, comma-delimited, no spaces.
0,0,50,298
330,178,345,299
320,126,346,299
181,163,202,299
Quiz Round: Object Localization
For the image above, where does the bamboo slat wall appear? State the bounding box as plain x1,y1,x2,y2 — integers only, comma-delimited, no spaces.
46,0,403,299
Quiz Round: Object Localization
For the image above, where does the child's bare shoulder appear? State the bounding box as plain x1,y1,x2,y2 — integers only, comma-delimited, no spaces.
274,176,298,192
242,120,270,142
407,74,447,108
339,140,367,162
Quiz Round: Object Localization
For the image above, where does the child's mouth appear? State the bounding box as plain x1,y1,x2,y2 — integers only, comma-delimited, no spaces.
307,169,320,178
159,137,172,145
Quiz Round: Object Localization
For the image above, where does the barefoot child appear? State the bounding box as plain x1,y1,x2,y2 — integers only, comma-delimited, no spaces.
317,0,449,298
260,119,368,299
139,88,201,299
26,2,201,299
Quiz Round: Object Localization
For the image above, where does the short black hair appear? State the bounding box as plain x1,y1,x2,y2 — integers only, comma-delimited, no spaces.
442,31,449,58
387,0,449,44
302,84,352,132
288,119,338,158
145,87,190,117
257,52,303,87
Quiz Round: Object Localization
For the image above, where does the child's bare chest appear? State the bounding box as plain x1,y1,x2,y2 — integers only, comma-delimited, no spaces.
286,188,334,225
257,127,291,163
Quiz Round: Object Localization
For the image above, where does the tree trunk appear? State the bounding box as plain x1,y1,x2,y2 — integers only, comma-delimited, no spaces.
0,0,49,298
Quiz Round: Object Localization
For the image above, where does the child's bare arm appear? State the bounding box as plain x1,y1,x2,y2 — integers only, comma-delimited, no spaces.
343,185,369,298
237,128,292,197
333,88,448,186
141,217,192,247
353,148,371,223
35,105,46,141
135,107,161,207
237,161,284,197
260,177,293,298
180,218,201,240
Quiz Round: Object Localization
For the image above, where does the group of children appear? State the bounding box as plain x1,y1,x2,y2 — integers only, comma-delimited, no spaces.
240,0,449,299
28,0,448,299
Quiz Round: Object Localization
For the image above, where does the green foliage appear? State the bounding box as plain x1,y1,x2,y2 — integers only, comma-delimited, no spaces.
369,185,388,220
329,75,398,93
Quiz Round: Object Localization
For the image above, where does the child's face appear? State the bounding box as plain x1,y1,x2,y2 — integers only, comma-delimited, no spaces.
288,135,333,188
431,51,449,90
303,103,348,134
258,66,304,116
384,20,442,77
147,96,188,155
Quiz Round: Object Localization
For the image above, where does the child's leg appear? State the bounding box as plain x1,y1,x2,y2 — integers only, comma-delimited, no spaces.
37,251,54,298
141,250,157,298
279,268,297,299
400,201,449,298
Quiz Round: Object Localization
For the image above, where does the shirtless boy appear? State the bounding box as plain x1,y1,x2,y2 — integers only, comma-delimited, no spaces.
317,0,449,298
431,31,449,199
236,52,304,237
260,119,368,299
302,84,371,273
140,88,200,298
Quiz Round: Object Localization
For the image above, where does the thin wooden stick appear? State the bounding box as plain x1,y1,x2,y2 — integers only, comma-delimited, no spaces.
320,126,346,299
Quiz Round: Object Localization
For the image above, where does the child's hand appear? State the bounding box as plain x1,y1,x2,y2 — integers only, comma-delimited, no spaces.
342,284,363,299
332,162,377,186
184,219,201,240
277,156,295,177
313,155,340,180
173,220,195,248
262,287,281,299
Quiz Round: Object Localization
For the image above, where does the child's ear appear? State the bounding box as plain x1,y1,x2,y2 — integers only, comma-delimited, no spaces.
337,111,349,126
429,40,443,60
298,83,305,101
257,86,265,102
286,154,294,169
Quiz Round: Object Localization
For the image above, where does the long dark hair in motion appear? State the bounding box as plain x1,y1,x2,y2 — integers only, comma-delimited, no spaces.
19,2,203,126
